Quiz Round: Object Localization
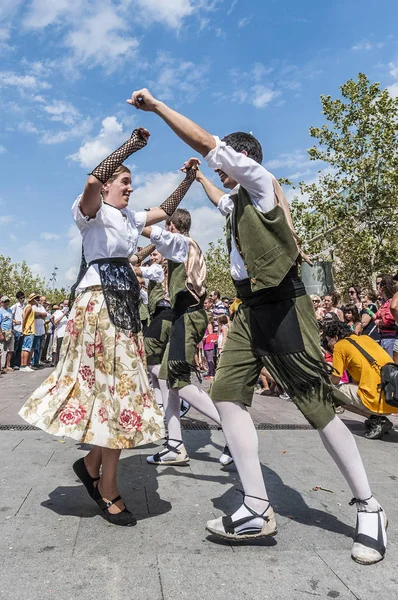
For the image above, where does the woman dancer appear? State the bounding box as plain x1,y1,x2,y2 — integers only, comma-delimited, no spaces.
19,127,194,526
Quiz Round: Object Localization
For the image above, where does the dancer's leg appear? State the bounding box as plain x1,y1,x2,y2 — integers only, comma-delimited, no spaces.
165,389,183,442
84,445,102,478
98,448,124,514
319,416,387,564
178,385,221,424
148,363,168,410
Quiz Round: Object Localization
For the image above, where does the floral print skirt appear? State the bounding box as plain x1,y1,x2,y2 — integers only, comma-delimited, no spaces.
19,287,165,449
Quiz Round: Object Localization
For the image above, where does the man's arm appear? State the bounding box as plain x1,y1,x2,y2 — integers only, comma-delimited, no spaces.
182,158,225,207
128,89,215,157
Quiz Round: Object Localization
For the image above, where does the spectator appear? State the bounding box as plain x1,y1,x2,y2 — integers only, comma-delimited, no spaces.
21,293,39,372
217,314,229,356
209,290,225,333
10,291,25,370
222,297,230,315
40,300,52,363
52,301,69,365
390,291,398,365
0,296,15,373
323,320,398,440
347,285,362,310
323,294,344,321
375,275,397,357
343,303,362,335
203,314,216,380
32,295,47,369
359,289,380,341
311,295,326,321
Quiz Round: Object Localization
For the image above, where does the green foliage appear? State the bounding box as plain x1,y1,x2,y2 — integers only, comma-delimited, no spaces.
290,73,398,290
204,237,235,298
0,255,66,304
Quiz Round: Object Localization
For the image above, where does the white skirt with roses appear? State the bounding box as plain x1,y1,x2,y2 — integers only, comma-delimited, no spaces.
19,287,165,449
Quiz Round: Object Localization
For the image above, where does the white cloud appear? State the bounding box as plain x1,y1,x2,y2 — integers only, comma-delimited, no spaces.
68,116,127,168
387,82,398,98
40,117,92,145
0,0,23,21
132,171,184,210
29,262,46,278
22,0,82,29
352,40,384,51
134,0,195,29
40,232,61,241
252,85,278,108
0,144,6,153
0,71,51,89
238,16,252,28
44,100,80,125
227,0,239,15
189,205,225,251
18,121,39,134
148,52,210,103
389,61,398,80
9,233,17,243
65,8,139,70
0,215,13,224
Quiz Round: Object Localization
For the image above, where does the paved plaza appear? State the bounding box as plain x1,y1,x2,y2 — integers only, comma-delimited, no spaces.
0,368,397,600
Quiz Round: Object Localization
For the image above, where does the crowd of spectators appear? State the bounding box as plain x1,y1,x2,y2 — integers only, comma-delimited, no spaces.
0,291,70,375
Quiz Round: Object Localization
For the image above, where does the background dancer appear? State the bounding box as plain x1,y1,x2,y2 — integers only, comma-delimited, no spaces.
139,206,233,467
19,127,196,527
127,88,388,565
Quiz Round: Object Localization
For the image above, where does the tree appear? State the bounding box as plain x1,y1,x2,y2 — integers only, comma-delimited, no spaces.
205,237,235,298
0,255,67,304
290,73,398,290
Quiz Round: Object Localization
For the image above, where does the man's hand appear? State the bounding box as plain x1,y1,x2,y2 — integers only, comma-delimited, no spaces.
127,89,160,112
181,157,203,181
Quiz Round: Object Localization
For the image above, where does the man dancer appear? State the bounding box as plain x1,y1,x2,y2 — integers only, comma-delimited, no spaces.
127,88,388,565
139,208,233,467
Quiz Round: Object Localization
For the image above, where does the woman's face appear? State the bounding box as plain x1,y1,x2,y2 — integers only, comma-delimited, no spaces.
150,250,162,264
348,287,359,302
323,296,332,310
204,299,212,310
360,293,368,307
103,172,133,209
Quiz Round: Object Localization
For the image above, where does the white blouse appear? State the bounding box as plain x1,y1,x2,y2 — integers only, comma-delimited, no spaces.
205,136,275,281
72,195,146,289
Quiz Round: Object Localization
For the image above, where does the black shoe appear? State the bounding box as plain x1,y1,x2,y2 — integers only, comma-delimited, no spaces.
92,485,137,526
73,457,100,498
363,416,393,440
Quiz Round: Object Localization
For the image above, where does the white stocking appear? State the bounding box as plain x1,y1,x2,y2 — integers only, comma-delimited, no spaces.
178,385,221,425
148,364,169,410
215,400,268,522
165,389,183,444
318,416,371,500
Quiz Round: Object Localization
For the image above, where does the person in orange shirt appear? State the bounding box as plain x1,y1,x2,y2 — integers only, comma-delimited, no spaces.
322,320,397,440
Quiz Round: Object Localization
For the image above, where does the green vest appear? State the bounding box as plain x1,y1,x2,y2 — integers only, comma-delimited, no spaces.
167,260,187,307
226,186,299,291
148,280,166,317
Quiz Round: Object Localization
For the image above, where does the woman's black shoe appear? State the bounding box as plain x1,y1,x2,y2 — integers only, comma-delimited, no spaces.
92,485,137,526
72,457,100,498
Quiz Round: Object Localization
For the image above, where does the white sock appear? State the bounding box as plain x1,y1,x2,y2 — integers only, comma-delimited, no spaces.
214,400,269,522
318,416,372,500
179,385,221,424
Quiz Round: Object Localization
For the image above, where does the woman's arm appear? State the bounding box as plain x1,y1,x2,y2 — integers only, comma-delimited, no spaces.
354,322,362,335
80,127,150,218
144,165,198,226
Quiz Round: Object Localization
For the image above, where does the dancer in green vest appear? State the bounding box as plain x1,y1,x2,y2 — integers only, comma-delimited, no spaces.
127,87,388,565
138,206,233,467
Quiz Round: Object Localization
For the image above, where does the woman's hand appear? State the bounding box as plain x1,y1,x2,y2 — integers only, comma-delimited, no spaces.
181,157,202,181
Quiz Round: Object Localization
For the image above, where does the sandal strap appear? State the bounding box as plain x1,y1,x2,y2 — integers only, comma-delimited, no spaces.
222,511,270,534
105,495,122,508
349,496,373,506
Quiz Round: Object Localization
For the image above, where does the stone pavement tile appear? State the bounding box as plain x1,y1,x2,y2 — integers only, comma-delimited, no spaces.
0,555,162,600
316,547,398,600
157,551,356,600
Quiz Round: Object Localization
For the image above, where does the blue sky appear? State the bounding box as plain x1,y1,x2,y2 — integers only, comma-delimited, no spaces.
1,0,398,288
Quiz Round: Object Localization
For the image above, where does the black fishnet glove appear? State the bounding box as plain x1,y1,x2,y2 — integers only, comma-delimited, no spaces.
135,244,156,264
159,167,196,216
90,128,148,184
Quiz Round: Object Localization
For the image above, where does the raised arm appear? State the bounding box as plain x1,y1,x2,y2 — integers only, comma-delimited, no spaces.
182,158,225,208
127,89,216,157
144,164,198,226
80,127,150,219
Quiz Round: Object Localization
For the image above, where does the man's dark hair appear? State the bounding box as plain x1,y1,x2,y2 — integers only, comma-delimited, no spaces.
221,132,263,164
166,208,191,235
16,291,24,299
376,273,390,282
393,272,398,282
322,320,353,343
379,275,396,299
221,296,230,302
212,290,221,300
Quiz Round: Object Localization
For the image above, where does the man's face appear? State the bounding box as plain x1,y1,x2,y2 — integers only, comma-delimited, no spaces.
40,296,46,304
326,336,338,351
150,250,162,265
214,168,238,190
209,291,218,302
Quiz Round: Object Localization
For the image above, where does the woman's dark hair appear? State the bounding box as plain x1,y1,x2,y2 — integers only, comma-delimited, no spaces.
221,132,263,164
379,275,396,299
331,291,341,307
343,303,360,323
217,315,228,326
347,284,361,300
322,320,353,343
361,288,377,303
166,208,191,235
